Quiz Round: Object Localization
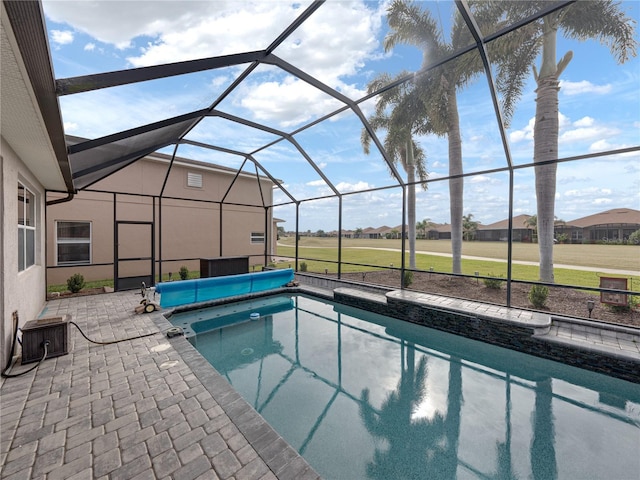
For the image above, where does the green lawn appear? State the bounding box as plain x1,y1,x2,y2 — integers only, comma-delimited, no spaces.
276,237,640,291
48,238,639,294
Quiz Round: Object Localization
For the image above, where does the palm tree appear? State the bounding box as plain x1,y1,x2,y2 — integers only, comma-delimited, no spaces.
462,213,479,241
361,72,428,269
383,0,493,274
416,218,433,239
493,1,637,281
359,353,447,478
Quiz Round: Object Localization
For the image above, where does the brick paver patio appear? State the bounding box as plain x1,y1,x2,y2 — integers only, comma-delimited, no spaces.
0,291,319,480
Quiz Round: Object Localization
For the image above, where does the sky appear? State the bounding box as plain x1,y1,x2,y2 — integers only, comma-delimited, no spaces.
43,0,640,232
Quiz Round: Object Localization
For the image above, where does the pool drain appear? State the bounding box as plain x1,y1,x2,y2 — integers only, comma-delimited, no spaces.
241,348,254,356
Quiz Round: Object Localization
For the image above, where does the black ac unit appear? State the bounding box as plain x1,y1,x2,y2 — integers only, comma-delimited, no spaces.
21,315,70,364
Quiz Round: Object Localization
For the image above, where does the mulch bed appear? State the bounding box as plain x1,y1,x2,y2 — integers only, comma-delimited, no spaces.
339,270,640,328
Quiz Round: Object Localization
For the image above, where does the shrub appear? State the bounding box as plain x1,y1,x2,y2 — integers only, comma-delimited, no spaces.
179,265,189,280
607,295,639,313
66,273,86,293
299,262,308,272
403,270,414,287
483,273,503,290
629,229,640,245
528,284,549,308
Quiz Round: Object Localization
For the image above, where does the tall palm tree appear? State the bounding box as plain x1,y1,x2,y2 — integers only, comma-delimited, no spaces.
383,0,492,274
493,1,637,281
361,72,428,269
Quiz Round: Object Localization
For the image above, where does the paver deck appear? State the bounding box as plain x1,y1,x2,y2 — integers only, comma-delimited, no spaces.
1,291,319,480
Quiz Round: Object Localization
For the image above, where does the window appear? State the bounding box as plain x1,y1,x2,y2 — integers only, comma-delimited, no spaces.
251,232,265,244
18,182,36,271
56,221,91,265
187,172,202,188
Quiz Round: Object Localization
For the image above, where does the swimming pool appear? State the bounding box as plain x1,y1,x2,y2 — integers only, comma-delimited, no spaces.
169,293,640,480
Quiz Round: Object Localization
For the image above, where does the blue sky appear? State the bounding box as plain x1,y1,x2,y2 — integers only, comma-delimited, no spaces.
43,0,640,232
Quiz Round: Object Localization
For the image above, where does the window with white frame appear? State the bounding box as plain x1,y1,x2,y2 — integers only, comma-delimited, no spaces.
250,232,265,244
56,221,91,265
18,182,36,271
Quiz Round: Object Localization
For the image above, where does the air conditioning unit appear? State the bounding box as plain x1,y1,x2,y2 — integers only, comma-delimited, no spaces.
21,315,70,364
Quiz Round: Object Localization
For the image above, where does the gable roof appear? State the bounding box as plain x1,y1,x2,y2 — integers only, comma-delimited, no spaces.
568,208,640,228
479,214,532,230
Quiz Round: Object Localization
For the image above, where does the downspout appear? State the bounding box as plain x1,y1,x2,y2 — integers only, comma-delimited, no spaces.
46,190,75,206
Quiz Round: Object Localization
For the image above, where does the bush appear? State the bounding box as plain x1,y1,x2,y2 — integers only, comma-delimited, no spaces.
629,229,640,245
179,265,189,280
607,295,639,313
403,270,413,287
299,262,308,272
528,284,549,308
483,273,503,290
66,273,86,293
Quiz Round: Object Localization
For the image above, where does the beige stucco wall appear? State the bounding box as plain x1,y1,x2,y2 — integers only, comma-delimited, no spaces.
1,137,48,369
46,156,275,286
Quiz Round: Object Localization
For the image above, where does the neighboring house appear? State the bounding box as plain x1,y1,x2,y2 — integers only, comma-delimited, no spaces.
561,208,640,243
1,2,75,369
46,142,277,287
476,214,533,242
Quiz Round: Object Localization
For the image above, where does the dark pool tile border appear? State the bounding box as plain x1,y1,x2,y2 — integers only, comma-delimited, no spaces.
151,311,321,480
326,286,640,384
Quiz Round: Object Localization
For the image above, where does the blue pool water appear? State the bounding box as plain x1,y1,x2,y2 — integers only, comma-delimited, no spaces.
170,294,640,480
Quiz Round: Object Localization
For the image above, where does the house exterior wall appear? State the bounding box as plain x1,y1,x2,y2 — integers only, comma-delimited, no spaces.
46,155,275,286
1,138,48,368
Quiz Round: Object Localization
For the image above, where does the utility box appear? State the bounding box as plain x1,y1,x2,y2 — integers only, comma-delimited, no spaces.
200,256,249,278
21,315,70,364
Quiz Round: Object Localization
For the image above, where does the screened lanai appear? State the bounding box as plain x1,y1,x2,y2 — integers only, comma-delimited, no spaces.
33,0,640,321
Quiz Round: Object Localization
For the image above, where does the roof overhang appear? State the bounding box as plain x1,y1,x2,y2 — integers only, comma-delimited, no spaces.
1,0,73,192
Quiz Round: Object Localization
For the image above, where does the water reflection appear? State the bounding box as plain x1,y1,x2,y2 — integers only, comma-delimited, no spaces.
184,295,640,480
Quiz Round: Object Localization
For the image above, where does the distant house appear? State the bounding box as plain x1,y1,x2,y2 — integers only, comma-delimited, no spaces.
562,208,640,243
351,208,640,243
477,215,533,242
362,226,390,239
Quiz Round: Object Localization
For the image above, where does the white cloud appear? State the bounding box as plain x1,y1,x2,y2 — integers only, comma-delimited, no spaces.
573,116,594,128
508,117,534,143
306,179,326,187
560,125,619,144
560,80,612,96
44,1,229,50
335,181,372,192
564,187,612,198
84,42,95,51
63,121,78,132
51,29,74,46
238,76,343,128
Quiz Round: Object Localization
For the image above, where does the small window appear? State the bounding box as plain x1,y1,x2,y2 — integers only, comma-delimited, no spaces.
251,232,265,244
18,182,36,271
187,172,202,188
56,221,91,265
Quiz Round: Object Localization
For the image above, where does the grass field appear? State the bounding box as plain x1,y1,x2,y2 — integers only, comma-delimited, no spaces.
48,238,639,293
276,237,640,291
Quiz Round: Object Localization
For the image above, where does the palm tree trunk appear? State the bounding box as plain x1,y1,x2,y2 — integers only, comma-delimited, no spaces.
534,20,560,283
448,88,463,274
407,140,417,269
